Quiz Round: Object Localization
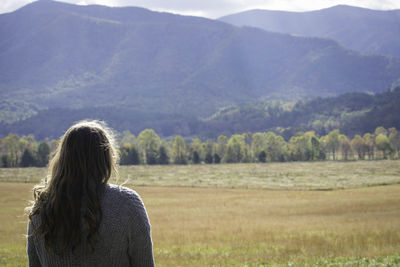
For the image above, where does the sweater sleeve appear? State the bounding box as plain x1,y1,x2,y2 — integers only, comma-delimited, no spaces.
27,221,41,267
125,191,155,267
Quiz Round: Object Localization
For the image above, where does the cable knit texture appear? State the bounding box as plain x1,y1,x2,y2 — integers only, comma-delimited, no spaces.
27,184,155,267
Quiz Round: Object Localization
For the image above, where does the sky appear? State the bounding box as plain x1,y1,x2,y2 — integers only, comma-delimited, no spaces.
1,0,400,18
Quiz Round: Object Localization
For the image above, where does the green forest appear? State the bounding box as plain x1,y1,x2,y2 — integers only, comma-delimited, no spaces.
1,87,399,140
1,126,399,168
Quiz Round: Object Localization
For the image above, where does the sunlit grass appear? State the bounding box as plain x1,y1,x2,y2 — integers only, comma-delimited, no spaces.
1,160,400,190
1,182,400,266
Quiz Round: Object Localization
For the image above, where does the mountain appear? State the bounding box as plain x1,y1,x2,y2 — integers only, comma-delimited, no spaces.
2,88,400,139
219,5,400,58
1,1,400,138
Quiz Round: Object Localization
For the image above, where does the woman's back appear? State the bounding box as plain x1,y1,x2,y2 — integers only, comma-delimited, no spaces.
26,121,154,266
28,184,154,266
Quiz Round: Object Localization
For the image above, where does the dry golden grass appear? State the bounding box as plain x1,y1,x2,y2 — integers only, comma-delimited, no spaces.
1,182,400,266
140,185,400,266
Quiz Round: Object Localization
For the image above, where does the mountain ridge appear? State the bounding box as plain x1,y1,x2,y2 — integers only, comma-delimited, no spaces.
219,5,400,57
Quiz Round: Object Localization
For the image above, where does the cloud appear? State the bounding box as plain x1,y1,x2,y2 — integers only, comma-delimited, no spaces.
1,0,400,18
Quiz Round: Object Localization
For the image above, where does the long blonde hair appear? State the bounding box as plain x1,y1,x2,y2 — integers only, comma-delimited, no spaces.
28,120,118,254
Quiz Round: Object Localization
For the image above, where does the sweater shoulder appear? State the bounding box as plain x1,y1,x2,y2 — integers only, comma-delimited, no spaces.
105,183,142,203
104,184,150,227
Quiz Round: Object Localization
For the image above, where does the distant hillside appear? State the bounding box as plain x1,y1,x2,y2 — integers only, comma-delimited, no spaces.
199,87,400,138
0,107,201,139
219,5,400,58
1,1,400,125
2,88,399,139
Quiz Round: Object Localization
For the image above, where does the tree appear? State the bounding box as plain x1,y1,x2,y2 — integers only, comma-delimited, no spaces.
192,151,200,164
325,130,340,160
204,152,213,164
21,148,36,167
240,139,251,163
1,155,9,168
339,135,352,160
223,135,245,163
213,153,221,164
258,151,267,163
376,134,393,159
201,139,214,162
120,144,140,165
137,129,160,165
288,135,309,161
214,135,227,160
388,128,400,158
251,133,265,162
374,126,388,137
351,135,367,160
1,134,21,167
37,142,50,167
189,138,203,163
158,145,170,165
309,135,322,161
363,133,375,160
172,135,187,164
265,132,287,162
119,131,136,146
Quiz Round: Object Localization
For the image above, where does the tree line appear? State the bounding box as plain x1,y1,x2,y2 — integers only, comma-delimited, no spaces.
1,126,399,168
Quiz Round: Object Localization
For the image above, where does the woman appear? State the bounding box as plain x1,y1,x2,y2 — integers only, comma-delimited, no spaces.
27,120,154,266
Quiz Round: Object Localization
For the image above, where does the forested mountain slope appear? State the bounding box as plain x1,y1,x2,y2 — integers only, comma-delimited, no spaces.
2,88,399,139
1,1,400,126
201,88,400,138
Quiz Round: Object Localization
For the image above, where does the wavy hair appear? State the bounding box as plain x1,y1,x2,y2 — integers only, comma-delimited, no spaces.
28,120,118,254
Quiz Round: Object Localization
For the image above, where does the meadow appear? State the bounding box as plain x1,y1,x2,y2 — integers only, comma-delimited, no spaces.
1,161,400,266
1,160,400,190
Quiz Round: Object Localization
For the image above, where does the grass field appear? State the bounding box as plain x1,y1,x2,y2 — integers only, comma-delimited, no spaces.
1,160,400,190
1,161,400,266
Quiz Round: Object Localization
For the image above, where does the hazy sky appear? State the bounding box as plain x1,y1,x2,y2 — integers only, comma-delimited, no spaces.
1,0,400,18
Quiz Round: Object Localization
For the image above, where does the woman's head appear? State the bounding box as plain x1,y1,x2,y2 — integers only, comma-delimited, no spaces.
50,120,118,185
29,120,118,254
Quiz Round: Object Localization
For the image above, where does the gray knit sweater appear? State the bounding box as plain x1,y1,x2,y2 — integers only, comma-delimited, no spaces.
27,184,155,267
